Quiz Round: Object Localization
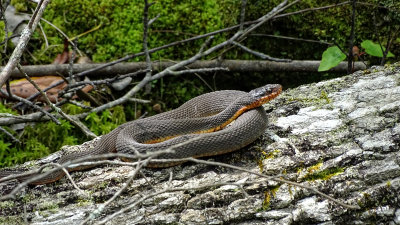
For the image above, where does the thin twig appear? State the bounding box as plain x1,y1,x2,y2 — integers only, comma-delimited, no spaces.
166,67,229,76
251,33,333,45
274,1,351,19
143,0,154,94
81,158,151,225
16,64,96,137
347,0,357,74
0,126,20,144
0,88,59,123
239,0,247,31
232,41,291,62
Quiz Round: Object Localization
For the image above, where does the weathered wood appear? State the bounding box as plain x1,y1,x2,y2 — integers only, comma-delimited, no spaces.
4,60,367,78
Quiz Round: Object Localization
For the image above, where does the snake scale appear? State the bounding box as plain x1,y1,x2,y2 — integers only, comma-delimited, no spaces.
0,84,282,185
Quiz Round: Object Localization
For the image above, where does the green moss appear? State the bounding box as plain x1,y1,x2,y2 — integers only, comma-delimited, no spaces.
303,165,345,181
76,198,91,207
320,90,331,104
0,200,15,209
22,193,36,203
260,185,280,210
257,149,280,172
0,216,24,225
13,0,237,64
38,201,59,213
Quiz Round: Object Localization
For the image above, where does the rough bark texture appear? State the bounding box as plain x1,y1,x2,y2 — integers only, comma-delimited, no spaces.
1,63,400,225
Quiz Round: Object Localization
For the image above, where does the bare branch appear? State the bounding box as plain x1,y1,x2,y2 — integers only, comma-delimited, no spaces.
251,33,333,45
232,41,290,62
166,67,229,76
0,126,20,144
347,0,357,74
274,1,351,19
0,0,50,87
16,64,96,138
5,60,365,78
239,0,247,31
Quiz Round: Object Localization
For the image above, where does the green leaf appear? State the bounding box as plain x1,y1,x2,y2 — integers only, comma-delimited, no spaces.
361,40,395,58
318,46,346,72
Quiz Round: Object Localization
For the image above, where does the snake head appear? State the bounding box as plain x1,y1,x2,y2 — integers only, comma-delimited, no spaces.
249,84,282,106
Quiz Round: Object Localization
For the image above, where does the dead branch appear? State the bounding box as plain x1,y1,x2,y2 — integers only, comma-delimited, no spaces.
4,60,366,78
0,0,50,87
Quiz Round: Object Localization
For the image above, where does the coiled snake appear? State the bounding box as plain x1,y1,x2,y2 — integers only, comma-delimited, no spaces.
0,84,282,185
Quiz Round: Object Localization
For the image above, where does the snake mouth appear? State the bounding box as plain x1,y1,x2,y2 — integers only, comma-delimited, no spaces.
246,84,282,109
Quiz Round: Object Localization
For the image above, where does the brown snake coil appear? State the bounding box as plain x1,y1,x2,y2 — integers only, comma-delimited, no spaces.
0,84,282,185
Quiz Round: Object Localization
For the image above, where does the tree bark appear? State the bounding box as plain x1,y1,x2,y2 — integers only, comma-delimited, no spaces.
5,60,367,78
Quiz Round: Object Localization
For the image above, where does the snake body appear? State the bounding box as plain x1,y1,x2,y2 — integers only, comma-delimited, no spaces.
0,84,282,185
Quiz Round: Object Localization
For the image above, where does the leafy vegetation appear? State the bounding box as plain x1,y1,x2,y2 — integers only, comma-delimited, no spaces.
318,40,396,71
361,40,395,58
0,103,127,168
318,46,346,72
8,0,237,64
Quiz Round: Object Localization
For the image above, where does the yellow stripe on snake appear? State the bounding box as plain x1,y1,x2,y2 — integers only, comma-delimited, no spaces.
0,84,282,185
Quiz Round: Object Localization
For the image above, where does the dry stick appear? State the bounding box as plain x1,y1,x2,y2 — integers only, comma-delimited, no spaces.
8,60,366,78
0,0,50,88
48,162,84,194
0,0,10,54
347,0,356,74
274,1,351,19
251,34,333,45
39,17,80,54
16,64,61,125
0,126,20,144
68,100,93,109
79,158,150,225
143,0,154,94
380,25,399,66
37,21,49,48
0,89,59,123
166,67,229,76
239,0,290,39
232,41,290,62
17,65,96,138
63,69,148,91
239,0,247,31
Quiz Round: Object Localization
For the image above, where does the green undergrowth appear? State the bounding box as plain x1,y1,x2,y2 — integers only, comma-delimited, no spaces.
7,0,397,65
0,103,127,168
8,0,239,64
